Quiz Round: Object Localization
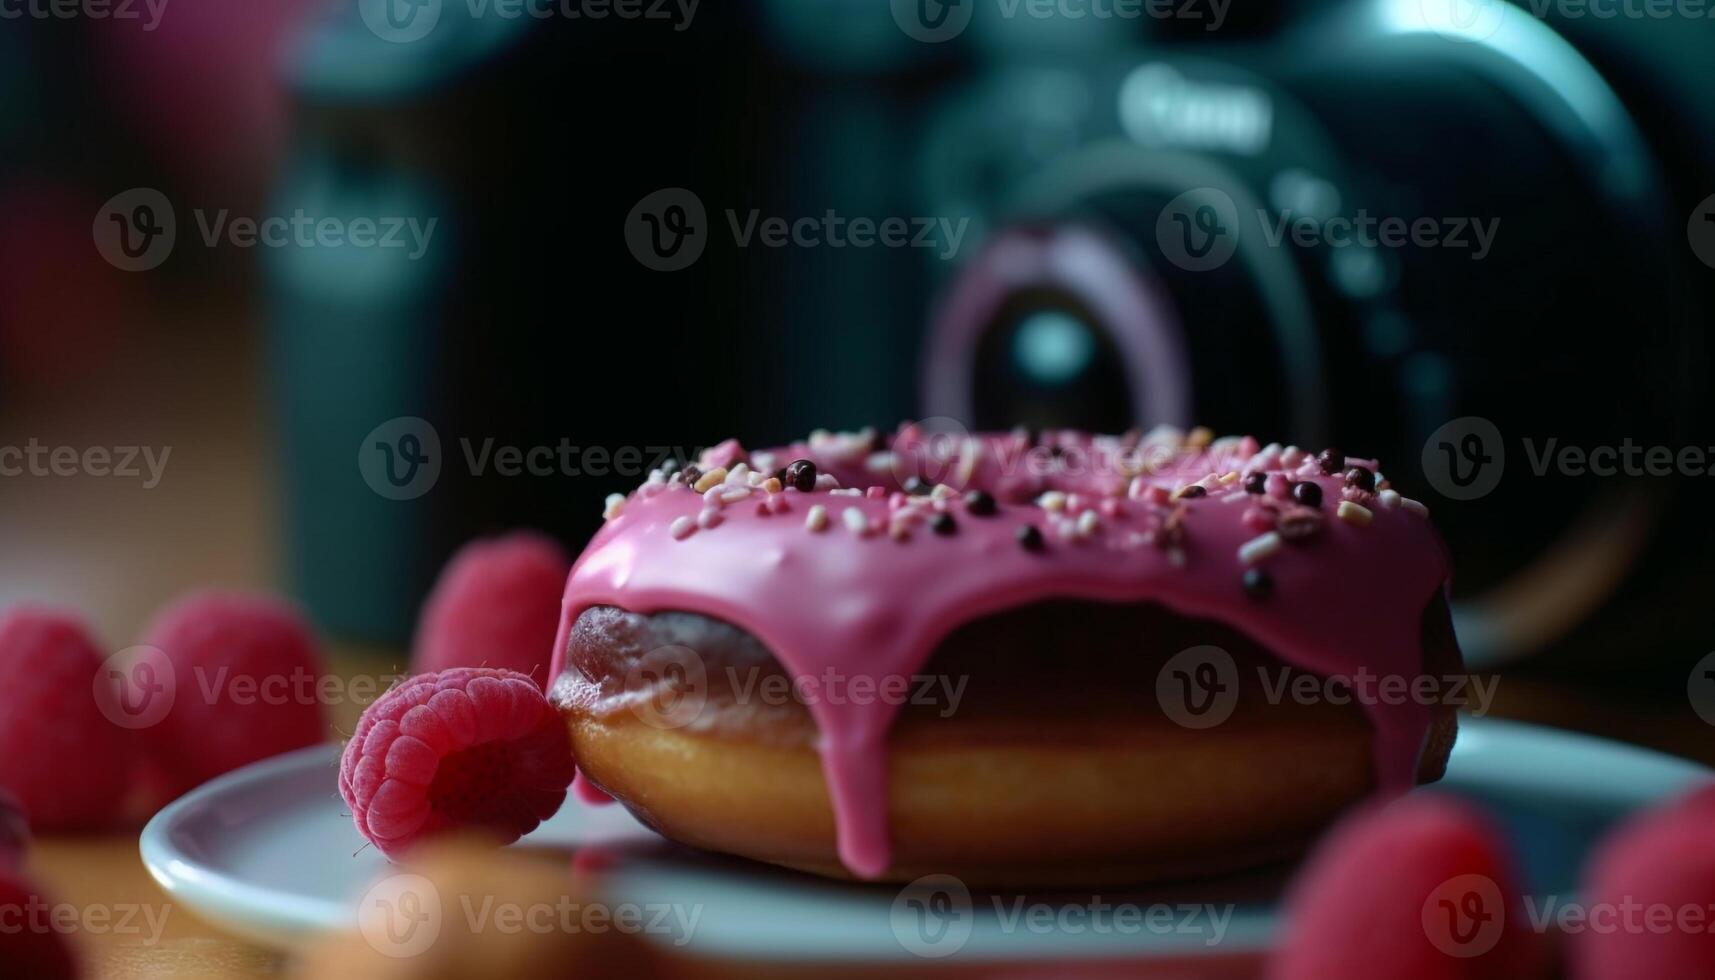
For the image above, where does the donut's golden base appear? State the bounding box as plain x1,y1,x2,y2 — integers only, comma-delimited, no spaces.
567,707,1454,887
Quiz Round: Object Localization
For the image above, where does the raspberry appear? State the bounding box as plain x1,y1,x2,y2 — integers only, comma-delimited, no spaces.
140,591,328,799
1271,796,1550,980
0,871,79,979
413,533,570,689
1573,784,1715,979
339,668,575,859
0,608,133,831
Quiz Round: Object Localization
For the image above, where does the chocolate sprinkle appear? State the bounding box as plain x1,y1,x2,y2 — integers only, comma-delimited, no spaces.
680,464,703,488
964,490,997,516
1178,485,1208,499
1291,481,1323,508
1242,567,1274,599
784,459,818,493
1344,466,1376,492
930,513,957,536
1016,525,1046,552
1243,472,1267,495
903,476,932,496
1317,448,1345,475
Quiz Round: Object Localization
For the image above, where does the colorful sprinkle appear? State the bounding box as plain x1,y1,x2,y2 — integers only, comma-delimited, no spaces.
602,493,626,520
1238,531,1282,565
1337,500,1373,526
805,504,829,532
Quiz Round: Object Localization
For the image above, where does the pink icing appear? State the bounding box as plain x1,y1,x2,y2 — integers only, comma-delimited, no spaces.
549,426,1452,879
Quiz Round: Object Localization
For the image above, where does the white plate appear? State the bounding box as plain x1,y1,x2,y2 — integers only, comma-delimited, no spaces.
140,717,1709,964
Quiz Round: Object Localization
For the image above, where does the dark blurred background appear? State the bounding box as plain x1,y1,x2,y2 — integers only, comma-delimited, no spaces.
2,0,1713,756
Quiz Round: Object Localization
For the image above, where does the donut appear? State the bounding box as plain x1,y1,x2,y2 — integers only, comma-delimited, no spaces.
549,425,1461,886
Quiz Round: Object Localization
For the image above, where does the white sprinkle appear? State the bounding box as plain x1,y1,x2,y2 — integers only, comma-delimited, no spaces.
724,462,751,486
829,488,862,497
645,469,667,486
747,470,769,488
930,483,957,500
1127,476,1148,500
693,467,727,493
719,486,752,505
805,504,829,532
1281,446,1305,468
1076,510,1101,538
698,507,724,529
752,451,777,473
1037,491,1068,513
1401,497,1430,518
669,516,696,540
602,493,626,520
1166,546,1187,568
864,451,898,474
1238,531,1282,565
702,487,725,507
814,473,840,491
842,507,870,535
1337,500,1373,526
956,438,981,486
1378,488,1403,509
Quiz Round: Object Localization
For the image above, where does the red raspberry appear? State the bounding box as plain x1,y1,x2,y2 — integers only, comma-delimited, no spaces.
140,591,328,798
0,608,133,831
413,532,570,689
1271,796,1550,980
339,668,574,859
0,871,79,979
1573,783,1715,979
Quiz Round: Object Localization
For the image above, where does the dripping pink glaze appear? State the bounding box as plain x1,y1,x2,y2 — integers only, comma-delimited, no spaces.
549,427,1453,879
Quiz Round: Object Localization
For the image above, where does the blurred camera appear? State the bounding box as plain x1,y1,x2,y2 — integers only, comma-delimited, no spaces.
910,3,1712,672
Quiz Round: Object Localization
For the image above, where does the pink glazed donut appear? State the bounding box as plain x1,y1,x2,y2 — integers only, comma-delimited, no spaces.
549,425,1461,886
